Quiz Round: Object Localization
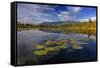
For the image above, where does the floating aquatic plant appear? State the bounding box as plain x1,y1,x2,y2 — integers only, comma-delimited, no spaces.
33,38,89,56
69,38,90,41
54,46,61,51
33,50,48,56
78,38,90,41
55,41,63,45
78,42,88,44
69,38,79,41
60,45,68,49
48,36,54,38
72,45,83,49
45,40,55,46
45,47,56,52
59,40,68,43
36,45,45,49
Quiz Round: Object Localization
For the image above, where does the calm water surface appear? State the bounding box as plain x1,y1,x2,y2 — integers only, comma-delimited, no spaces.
17,29,96,65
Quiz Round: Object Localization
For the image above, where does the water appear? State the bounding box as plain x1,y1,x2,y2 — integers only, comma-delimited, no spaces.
17,29,97,65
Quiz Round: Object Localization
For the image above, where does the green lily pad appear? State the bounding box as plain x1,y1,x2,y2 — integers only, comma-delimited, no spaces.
36,45,45,49
54,46,60,51
72,45,83,49
60,45,68,49
55,42,63,45
33,50,48,56
45,47,56,51
59,40,68,43
78,42,88,44
45,40,55,46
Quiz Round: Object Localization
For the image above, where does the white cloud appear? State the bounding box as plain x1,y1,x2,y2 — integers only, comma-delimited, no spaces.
17,3,59,24
58,7,82,21
91,16,96,21
18,16,55,24
68,7,82,13
18,3,55,11
58,11,72,21
79,18,89,22
18,18,41,24
79,16,96,22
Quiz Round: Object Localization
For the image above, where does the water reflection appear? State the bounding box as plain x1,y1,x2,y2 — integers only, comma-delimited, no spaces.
17,29,96,65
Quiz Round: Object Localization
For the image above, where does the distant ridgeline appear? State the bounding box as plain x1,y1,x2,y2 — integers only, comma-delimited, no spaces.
17,18,96,29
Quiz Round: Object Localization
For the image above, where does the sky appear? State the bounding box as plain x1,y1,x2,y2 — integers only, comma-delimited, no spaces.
17,3,96,24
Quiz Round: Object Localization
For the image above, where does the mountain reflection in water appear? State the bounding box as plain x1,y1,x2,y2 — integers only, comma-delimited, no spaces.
17,29,96,65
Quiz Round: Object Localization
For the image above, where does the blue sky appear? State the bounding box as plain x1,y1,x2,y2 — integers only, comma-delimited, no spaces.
17,3,96,24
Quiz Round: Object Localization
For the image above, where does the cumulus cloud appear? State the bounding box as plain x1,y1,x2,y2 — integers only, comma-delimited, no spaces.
18,18,41,24
17,3,59,24
18,17,53,24
17,3,96,24
79,16,96,22
91,16,96,21
67,7,82,13
58,11,72,21
58,7,82,21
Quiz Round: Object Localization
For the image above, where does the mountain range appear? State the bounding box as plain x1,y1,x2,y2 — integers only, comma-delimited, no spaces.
39,21,79,26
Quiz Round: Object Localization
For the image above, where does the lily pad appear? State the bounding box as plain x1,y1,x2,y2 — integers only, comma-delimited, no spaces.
72,45,83,49
54,46,61,51
36,45,45,49
59,40,68,43
45,40,55,46
55,42,63,45
78,42,88,44
60,45,68,49
33,50,48,56
45,47,56,51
